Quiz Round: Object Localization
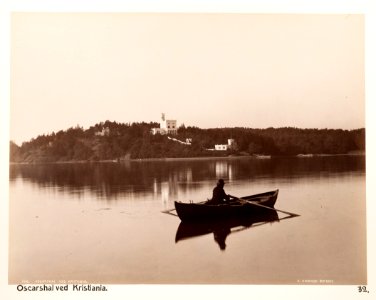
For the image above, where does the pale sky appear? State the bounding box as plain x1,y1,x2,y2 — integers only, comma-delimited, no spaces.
10,13,364,145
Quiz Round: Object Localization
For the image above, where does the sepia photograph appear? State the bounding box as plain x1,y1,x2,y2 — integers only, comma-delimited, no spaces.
1,1,375,299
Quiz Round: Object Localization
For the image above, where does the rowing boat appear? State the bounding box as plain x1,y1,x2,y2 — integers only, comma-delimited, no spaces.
174,189,279,222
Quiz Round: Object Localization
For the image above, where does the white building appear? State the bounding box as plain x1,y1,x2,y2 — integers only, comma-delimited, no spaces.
95,127,110,136
214,139,235,151
151,113,177,135
215,144,228,151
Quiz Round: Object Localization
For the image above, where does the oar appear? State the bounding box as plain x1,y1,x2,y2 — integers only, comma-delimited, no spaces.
230,195,300,217
161,207,176,214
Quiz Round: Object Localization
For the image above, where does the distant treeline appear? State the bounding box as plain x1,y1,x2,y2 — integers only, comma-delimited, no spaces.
9,121,365,163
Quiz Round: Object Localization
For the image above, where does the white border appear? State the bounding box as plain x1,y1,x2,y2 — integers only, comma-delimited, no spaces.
1,1,375,299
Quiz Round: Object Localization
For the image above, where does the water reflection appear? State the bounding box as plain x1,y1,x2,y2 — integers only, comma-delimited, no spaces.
9,156,366,284
175,210,299,251
215,161,233,181
9,156,365,200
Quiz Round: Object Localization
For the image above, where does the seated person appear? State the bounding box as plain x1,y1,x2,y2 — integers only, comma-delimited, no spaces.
208,179,231,205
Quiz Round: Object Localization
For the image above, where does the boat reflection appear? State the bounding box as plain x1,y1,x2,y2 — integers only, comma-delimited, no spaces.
175,210,296,251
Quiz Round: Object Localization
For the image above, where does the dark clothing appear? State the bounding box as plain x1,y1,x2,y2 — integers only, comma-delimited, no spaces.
210,185,230,205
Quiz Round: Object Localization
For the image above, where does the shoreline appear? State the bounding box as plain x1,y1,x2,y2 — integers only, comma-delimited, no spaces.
9,152,365,165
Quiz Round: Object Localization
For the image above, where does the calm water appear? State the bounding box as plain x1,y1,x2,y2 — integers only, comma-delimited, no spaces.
9,156,366,284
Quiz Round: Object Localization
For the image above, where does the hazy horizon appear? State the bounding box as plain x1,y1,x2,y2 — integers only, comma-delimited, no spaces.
11,13,364,145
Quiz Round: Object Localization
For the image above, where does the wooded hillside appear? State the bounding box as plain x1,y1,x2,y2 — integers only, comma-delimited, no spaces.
10,121,365,163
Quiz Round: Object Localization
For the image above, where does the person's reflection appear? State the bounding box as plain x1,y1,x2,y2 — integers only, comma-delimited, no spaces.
213,227,231,250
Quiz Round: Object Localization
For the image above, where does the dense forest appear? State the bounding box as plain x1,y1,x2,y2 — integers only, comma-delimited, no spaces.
9,121,365,163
